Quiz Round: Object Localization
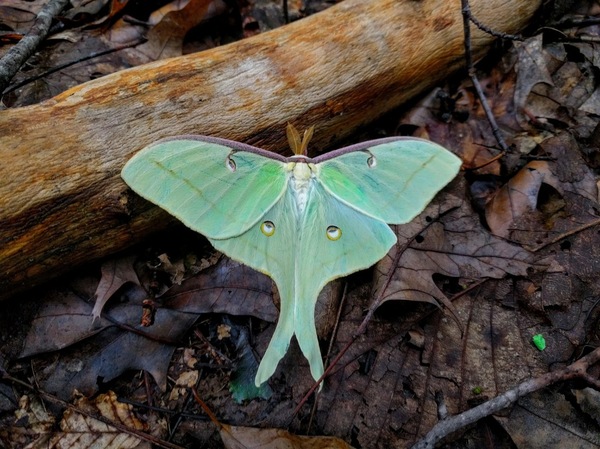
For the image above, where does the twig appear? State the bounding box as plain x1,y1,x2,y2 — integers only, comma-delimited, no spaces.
467,150,505,170
2,40,146,96
289,206,464,422
323,283,349,368
0,371,185,449
307,283,349,431
460,0,510,155
552,17,600,30
0,0,71,93
411,346,600,449
463,4,522,41
527,217,600,253
283,0,289,24
191,388,223,429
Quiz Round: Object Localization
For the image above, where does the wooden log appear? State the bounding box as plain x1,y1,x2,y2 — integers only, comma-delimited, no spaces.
0,0,540,300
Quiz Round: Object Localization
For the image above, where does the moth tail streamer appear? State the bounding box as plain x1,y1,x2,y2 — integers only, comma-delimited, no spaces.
254,290,295,387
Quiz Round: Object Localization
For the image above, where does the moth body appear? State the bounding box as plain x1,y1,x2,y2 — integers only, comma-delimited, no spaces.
287,160,318,215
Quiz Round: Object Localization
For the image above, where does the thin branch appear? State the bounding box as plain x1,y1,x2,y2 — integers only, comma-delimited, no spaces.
306,283,349,430
527,217,600,252
464,4,523,41
289,204,466,422
551,17,600,30
0,371,185,449
0,0,71,93
2,40,146,96
283,0,289,24
411,346,600,449
460,0,510,155
467,150,505,170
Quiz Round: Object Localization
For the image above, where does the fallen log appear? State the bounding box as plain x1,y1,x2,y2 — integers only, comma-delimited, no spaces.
0,0,541,300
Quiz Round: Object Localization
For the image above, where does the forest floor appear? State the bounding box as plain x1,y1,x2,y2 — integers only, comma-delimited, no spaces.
1,1,600,448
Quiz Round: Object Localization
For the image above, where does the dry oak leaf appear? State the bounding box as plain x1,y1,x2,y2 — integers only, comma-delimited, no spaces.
0,395,55,448
373,192,534,310
108,0,220,62
92,255,140,321
495,389,600,449
48,391,149,449
485,161,560,238
513,35,554,127
486,134,598,240
220,425,355,449
19,258,274,399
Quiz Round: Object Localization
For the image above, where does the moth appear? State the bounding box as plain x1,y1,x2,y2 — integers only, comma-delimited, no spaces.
121,125,461,386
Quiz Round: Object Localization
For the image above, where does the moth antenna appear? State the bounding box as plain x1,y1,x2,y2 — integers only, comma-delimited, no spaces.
286,123,302,155
300,125,315,156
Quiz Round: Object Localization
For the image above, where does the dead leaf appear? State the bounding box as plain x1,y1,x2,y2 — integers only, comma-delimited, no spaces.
3,0,226,107
48,391,150,449
36,321,188,399
580,87,600,116
111,0,220,61
63,0,113,23
485,161,560,237
317,269,584,448
513,34,600,132
0,1,45,36
20,289,111,358
89,0,132,26
92,255,140,321
513,35,555,127
313,190,559,447
373,191,534,310
574,388,600,427
0,391,151,449
220,424,355,449
217,324,231,340
163,258,278,323
486,132,599,243
401,88,502,175
495,389,600,448
169,370,199,401
157,253,185,285
18,258,275,399
228,325,272,403
0,395,55,448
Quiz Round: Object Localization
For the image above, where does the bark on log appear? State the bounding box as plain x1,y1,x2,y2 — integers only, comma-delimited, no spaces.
0,0,540,300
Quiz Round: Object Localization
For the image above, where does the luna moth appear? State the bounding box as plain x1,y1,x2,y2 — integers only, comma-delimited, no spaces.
121,125,461,387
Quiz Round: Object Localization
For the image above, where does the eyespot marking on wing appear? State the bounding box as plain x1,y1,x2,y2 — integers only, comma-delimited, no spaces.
326,225,342,241
261,221,275,236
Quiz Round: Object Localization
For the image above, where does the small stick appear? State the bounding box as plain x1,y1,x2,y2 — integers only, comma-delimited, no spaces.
527,217,600,253
2,40,146,96
283,0,289,24
0,371,185,449
464,4,523,41
0,0,71,93
460,0,510,155
411,346,600,449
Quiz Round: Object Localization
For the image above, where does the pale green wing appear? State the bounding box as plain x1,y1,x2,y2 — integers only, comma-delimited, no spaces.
122,134,460,388
210,182,397,386
293,183,397,383
207,188,298,386
121,137,288,239
315,138,461,224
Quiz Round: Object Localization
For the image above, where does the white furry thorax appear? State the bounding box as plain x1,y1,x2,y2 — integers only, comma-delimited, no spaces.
286,161,317,214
